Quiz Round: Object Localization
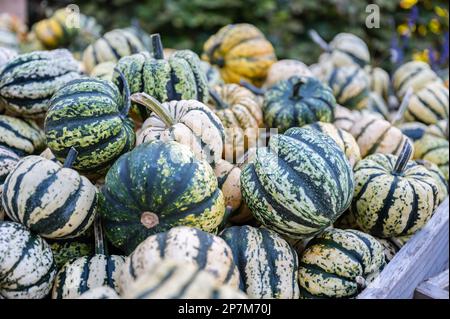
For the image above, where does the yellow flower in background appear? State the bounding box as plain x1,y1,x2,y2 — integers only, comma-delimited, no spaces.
397,23,411,36
400,0,418,9
413,49,430,63
429,18,441,34
435,6,449,18
418,24,428,36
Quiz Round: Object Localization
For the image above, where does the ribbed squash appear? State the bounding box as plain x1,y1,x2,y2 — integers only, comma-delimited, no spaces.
241,127,354,238
82,28,146,73
393,61,442,99
123,259,247,299
0,47,17,68
114,34,209,122
399,122,428,141
208,84,262,160
202,23,277,87
404,82,449,125
303,122,361,168
350,116,410,157
0,221,56,299
263,59,313,88
366,66,390,100
0,50,81,118
90,61,116,82
325,65,370,110
2,150,98,239
200,60,224,88
45,76,135,175
220,225,300,299
134,93,225,166
263,76,336,133
413,133,449,180
415,159,448,204
367,92,390,120
119,226,240,294
426,119,448,139
78,286,120,299
99,141,225,253
333,104,383,133
0,115,45,156
352,142,440,237
298,228,385,299
33,9,79,49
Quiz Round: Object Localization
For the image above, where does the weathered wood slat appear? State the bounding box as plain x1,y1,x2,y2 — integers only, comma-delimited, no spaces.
414,269,449,299
358,198,449,299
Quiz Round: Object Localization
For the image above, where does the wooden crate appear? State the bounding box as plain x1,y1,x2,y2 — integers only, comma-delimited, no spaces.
358,197,449,299
414,269,449,299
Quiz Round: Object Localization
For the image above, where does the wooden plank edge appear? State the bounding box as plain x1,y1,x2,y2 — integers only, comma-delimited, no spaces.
415,281,449,299
358,197,449,299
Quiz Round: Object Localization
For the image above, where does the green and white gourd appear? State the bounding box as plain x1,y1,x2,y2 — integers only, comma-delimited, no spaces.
414,159,448,204
0,221,56,299
298,228,385,299
123,259,247,299
426,119,448,139
89,61,116,82
366,66,390,101
219,225,300,299
367,92,390,120
413,134,449,181
0,49,81,118
240,127,354,238
52,216,125,299
0,115,45,156
0,146,19,189
352,142,441,237
393,61,442,99
2,149,98,239
119,226,240,295
45,74,135,175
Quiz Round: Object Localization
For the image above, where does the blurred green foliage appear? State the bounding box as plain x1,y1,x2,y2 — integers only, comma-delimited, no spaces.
32,0,449,71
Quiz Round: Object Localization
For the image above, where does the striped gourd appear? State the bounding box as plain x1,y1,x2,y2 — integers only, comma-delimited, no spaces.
413,133,449,180
45,76,135,175
219,225,300,299
263,59,313,89
0,50,81,118
263,76,336,133
426,119,448,139
99,141,225,254
393,61,442,99
82,28,146,73
352,142,440,237
350,116,409,157
399,122,428,141
367,92,390,120
0,221,56,299
200,60,224,88
333,104,382,133
303,122,361,168
0,115,45,156
49,239,94,269
119,226,240,295
90,61,116,82
325,65,370,110
240,127,354,238
52,217,125,299
0,146,19,189
298,228,385,299
2,151,98,239
366,66,390,100
113,35,208,122
33,9,79,49
133,94,225,167
0,47,17,68
52,254,125,299
404,82,449,125
214,159,242,213
78,286,120,299
202,23,276,87
208,84,263,160
414,159,448,204
123,259,247,299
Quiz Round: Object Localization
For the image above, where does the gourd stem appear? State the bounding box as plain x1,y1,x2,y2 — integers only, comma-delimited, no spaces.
308,30,331,52
291,79,305,99
114,67,131,117
209,89,228,109
391,87,413,126
239,80,265,96
151,33,164,60
131,92,174,127
63,147,78,168
94,213,107,256
393,140,413,175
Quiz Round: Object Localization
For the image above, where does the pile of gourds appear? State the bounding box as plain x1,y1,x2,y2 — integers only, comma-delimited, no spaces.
0,11,448,300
